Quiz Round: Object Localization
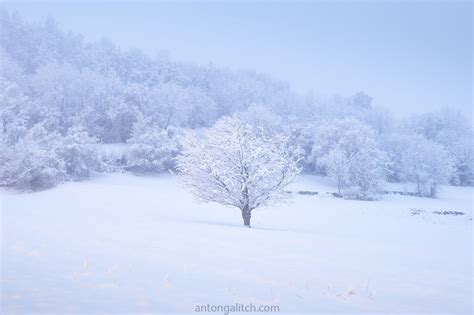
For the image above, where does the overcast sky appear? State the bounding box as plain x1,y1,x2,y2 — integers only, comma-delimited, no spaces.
4,0,472,117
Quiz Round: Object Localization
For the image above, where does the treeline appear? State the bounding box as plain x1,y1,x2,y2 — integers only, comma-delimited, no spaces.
0,9,472,196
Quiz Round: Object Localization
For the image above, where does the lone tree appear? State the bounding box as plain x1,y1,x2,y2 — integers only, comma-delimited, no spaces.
176,117,302,227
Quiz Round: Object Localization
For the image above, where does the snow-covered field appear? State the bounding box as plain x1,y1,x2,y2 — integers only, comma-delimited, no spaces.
1,173,472,314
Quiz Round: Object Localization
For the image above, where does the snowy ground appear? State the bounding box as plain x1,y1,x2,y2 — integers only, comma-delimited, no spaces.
1,173,472,314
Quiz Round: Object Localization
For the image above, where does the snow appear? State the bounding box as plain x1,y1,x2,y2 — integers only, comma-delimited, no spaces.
1,173,472,313
96,143,132,155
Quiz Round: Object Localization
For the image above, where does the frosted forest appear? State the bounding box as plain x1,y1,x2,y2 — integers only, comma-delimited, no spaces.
1,5,472,314
1,9,472,196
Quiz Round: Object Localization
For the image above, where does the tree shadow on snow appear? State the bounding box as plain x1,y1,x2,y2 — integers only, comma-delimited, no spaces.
174,217,303,233
172,218,244,229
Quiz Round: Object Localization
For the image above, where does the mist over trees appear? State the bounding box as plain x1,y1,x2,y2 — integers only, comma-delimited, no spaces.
0,9,472,196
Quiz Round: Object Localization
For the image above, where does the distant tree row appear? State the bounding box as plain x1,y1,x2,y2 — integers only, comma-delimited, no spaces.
0,9,472,197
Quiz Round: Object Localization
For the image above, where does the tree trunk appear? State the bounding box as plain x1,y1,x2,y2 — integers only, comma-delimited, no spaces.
430,184,437,198
241,206,251,227
416,179,421,197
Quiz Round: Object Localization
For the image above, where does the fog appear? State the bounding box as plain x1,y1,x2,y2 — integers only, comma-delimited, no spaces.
4,1,472,117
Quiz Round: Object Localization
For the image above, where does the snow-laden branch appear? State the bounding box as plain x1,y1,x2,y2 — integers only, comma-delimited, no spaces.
175,117,302,226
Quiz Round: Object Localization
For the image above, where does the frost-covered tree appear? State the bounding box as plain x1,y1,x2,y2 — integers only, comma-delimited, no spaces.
400,135,455,197
379,132,411,182
0,78,30,144
404,109,473,186
58,126,102,180
311,118,388,199
317,148,350,195
176,117,302,227
127,115,180,172
0,124,66,190
234,104,283,134
0,123,101,189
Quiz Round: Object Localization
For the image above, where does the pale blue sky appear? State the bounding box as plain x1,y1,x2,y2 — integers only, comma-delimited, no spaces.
3,0,472,117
